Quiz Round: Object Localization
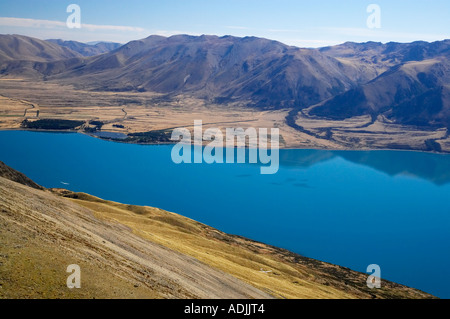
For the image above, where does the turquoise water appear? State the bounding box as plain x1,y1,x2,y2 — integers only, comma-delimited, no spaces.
1,130,450,298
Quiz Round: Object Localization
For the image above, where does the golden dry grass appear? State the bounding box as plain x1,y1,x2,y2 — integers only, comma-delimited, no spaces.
0,170,436,299
0,79,346,149
0,178,273,299
1,78,447,152
66,192,435,299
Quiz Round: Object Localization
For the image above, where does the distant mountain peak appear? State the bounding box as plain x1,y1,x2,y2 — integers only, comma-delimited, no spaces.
46,38,122,56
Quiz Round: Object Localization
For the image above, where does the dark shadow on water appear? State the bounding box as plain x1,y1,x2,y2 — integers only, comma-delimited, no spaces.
336,150,450,186
293,183,312,188
279,149,450,186
279,149,336,168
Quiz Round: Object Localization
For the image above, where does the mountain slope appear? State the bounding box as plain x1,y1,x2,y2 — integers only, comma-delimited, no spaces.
0,163,272,299
0,160,44,190
0,34,81,63
319,40,450,82
46,39,122,57
0,34,84,79
309,57,450,128
311,40,450,128
44,34,360,108
0,162,435,299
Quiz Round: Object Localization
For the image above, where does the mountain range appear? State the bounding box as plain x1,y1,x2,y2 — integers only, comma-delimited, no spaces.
313,41,450,128
0,33,449,136
46,39,122,57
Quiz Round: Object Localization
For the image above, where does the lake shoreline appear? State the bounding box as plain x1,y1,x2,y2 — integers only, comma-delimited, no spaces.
1,129,449,298
1,127,449,155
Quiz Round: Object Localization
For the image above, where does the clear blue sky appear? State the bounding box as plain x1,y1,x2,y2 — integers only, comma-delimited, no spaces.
0,0,449,47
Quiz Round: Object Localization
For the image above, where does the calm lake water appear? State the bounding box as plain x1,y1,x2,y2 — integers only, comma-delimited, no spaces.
1,130,450,298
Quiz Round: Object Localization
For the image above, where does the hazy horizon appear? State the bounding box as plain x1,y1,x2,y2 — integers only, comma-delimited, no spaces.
3,32,450,50
0,0,449,48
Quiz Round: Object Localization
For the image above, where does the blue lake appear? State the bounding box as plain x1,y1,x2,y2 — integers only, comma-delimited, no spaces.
1,130,450,298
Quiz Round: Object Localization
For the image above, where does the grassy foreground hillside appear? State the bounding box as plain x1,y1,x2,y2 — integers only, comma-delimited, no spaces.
0,162,436,299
